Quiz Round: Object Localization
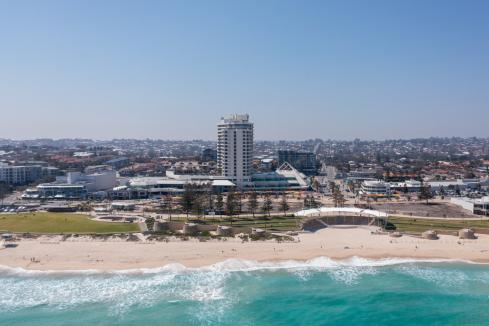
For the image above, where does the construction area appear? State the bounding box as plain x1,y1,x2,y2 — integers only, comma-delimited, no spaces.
372,202,477,218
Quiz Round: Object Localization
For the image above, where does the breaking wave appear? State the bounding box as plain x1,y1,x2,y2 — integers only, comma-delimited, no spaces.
0,256,474,276
0,257,486,319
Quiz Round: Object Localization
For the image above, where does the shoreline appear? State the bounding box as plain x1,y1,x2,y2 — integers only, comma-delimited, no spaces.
0,257,485,275
2,227,489,271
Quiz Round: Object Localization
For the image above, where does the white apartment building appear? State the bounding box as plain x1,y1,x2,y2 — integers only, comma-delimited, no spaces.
217,114,254,187
0,164,42,185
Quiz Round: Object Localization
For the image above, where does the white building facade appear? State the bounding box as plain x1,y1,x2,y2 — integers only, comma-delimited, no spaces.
66,170,117,192
451,197,489,216
217,114,254,188
361,180,391,196
0,165,41,185
22,168,117,200
0,163,61,185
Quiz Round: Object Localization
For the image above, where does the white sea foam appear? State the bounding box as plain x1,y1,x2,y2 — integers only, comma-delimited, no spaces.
0,257,485,316
0,256,477,276
0,264,232,315
197,256,474,273
396,264,471,287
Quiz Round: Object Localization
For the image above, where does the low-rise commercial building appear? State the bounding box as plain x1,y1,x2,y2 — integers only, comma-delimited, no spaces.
109,164,310,200
345,169,379,185
360,180,391,196
451,197,489,216
22,169,117,200
110,171,236,199
389,178,488,194
428,179,484,192
111,202,136,211
390,179,422,193
252,162,309,191
36,184,87,200
66,170,118,192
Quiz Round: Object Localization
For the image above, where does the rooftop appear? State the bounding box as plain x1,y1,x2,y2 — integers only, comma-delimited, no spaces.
219,114,250,124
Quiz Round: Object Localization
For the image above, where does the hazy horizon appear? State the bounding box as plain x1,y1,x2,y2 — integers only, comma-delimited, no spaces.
1,1,488,140
2,135,488,143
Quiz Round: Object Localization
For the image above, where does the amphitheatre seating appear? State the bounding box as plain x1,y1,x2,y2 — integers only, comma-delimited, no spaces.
296,207,389,231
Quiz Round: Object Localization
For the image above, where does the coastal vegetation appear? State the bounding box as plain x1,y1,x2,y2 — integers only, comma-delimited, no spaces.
170,214,301,231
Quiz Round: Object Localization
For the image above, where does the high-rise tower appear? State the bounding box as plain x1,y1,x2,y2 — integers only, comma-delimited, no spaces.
217,114,254,187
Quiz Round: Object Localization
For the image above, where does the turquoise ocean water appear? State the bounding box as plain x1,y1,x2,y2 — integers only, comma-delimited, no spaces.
1,257,489,325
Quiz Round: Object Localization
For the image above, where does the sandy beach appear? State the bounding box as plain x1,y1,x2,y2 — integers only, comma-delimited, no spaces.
1,227,489,271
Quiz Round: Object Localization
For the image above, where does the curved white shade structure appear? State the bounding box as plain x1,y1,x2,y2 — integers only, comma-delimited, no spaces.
295,207,388,218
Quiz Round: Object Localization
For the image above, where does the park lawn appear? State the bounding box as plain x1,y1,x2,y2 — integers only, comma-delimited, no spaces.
388,216,489,234
0,212,140,234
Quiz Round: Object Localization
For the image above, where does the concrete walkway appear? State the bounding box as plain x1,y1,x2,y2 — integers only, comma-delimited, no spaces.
138,222,148,232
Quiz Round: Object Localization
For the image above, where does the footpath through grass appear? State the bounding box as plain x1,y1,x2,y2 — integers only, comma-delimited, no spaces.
0,212,140,234
388,216,489,234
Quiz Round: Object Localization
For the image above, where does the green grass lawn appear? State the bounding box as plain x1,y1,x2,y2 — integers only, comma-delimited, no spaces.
169,214,489,234
0,212,140,234
388,216,489,234
170,215,301,231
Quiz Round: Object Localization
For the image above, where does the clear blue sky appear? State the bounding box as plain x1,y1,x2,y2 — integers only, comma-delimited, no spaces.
1,0,488,140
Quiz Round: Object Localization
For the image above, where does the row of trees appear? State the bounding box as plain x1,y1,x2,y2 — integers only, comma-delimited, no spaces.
310,178,346,208
162,185,293,219
303,194,320,209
